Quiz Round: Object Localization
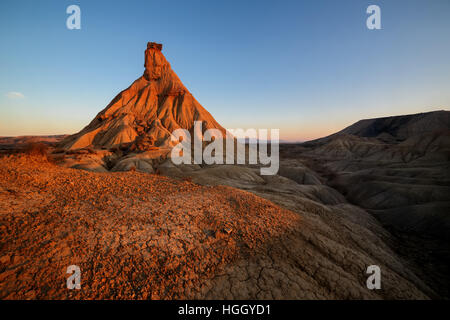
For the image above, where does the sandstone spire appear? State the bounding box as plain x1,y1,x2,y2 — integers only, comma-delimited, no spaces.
60,42,226,150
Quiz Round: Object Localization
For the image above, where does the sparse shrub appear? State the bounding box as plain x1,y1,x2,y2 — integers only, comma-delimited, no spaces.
103,154,117,170
23,142,49,157
182,176,193,183
110,146,120,153
48,153,66,164
119,144,130,152
52,148,65,154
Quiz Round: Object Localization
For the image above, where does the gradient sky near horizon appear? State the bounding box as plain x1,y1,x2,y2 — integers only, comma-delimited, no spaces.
1,0,449,141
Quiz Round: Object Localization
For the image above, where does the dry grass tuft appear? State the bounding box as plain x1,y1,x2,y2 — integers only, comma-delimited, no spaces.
22,142,49,158
182,176,193,183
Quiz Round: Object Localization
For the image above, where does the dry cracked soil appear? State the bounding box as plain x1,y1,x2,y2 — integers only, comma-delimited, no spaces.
0,154,433,299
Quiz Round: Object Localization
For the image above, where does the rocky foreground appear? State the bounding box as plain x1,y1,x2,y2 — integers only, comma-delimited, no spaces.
0,154,432,299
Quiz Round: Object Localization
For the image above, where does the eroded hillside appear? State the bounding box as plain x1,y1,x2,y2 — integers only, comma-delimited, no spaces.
0,155,431,299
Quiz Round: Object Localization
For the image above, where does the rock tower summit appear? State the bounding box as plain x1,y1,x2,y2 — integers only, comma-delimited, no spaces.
146,42,163,51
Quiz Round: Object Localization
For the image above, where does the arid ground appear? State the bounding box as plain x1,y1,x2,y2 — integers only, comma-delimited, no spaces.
0,153,434,299
0,41,448,300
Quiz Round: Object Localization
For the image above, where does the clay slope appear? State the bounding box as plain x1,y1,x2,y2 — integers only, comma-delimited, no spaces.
60,42,225,151
300,116,450,239
278,111,450,297
0,155,431,299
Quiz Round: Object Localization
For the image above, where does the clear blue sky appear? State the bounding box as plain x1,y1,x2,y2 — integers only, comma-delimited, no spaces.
1,0,449,140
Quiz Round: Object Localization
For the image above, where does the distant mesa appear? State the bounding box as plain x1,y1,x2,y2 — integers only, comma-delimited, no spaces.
59,42,225,151
337,110,450,140
306,110,450,145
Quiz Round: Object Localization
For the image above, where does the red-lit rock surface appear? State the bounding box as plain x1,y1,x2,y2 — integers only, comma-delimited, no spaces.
0,154,299,299
59,42,225,151
0,155,430,299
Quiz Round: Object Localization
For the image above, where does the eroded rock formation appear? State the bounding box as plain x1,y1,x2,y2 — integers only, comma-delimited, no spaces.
60,42,225,151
